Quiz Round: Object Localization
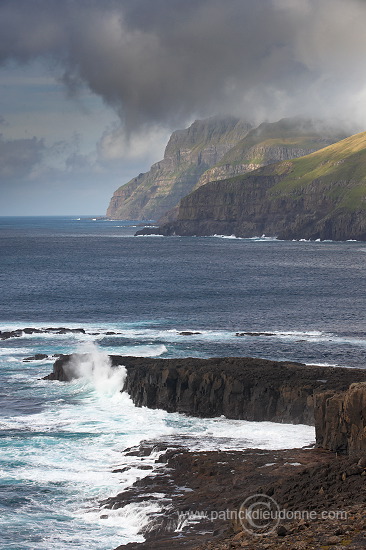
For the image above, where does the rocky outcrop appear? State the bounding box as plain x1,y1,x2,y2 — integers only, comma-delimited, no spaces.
151,132,366,240
314,382,366,454
120,356,320,424
106,116,252,221
0,327,86,340
46,355,365,432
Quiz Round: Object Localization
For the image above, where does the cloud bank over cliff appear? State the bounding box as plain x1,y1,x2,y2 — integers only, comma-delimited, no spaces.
1,0,366,133
1,0,366,214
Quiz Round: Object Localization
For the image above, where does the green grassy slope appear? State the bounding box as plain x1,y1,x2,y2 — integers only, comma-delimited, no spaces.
269,131,366,210
158,131,366,240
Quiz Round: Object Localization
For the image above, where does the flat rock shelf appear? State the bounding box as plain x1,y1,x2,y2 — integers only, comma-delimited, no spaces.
45,354,366,549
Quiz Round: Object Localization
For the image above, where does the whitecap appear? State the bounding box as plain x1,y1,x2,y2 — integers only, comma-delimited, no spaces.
211,234,238,239
0,347,30,355
135,233,164,237
113,344,168,357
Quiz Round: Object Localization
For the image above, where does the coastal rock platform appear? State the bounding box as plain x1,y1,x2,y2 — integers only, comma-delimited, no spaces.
45,354,366,549
110,442,366,550
46,354,366,453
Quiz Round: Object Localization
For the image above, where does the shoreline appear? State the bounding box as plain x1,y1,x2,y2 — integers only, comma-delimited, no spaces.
108,441,366,550
46,354,366,454
45,354,366,548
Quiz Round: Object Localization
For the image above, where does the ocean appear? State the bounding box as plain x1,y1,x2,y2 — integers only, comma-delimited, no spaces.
0,216,365,549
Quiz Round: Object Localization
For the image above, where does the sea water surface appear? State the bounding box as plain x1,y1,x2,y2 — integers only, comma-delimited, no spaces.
0,216,365,549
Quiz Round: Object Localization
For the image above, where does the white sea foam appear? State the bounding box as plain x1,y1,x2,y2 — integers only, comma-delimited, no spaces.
212,234,239,239
135,233,164,237
0,340,317,548
4,323,365,350
0,347,30,355
64,342,126,396
100,343,168,357
168,416,315,451
250,235,279,241
81,501,161,542
210,234,280,241
97,326,353,347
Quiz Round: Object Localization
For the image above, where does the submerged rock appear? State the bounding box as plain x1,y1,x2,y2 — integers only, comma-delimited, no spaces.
23,354,48,362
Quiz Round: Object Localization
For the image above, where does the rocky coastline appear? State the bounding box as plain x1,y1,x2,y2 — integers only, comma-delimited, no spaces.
135,132,366,242
46,354,366,453
109,443,366,550
45,354,366,549
106,116,348,225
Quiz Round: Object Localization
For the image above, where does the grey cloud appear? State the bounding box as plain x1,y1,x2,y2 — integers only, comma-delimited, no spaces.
0,115,9,127
1,0,366,132
0,135,45,179
64,152,93,172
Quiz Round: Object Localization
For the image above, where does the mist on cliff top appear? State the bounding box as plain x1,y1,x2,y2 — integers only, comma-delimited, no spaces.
1,0,366,133
1,0,366,215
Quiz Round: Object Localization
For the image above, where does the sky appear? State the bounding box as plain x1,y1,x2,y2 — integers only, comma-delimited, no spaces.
1,0,366,215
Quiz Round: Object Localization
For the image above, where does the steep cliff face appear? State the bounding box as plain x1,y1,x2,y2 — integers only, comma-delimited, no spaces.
195,118,347,189
107,116,347,222
156,132,366,240
46,355,365,430
314,382,366,454
106,116,252,221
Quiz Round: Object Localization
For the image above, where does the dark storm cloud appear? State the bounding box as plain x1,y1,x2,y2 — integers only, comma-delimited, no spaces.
0,135,45,179
1,0,366,131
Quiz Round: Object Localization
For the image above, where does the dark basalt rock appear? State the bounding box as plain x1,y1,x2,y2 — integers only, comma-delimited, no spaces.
0,327,87,340
109,444,363,550
48,327,85,334
0,329,23,340
44,354,74,382
43,354,366,548
23,354,48,362
23,328,43,334
314,382,366,454
45,355,366,439
135,227,164,236
235,331,276,337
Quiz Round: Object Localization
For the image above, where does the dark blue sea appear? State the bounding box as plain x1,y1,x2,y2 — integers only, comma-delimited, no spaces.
1,216,365,549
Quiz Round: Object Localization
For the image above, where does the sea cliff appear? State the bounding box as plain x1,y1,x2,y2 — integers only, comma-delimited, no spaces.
315,382,366,455
107,116,346,223
106,116,252,221
45,354,366,548
146,132,366,240
46,354,366,454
